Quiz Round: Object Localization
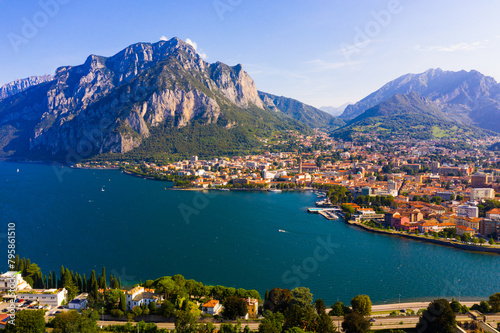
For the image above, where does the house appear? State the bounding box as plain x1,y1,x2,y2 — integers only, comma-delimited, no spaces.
455,217,481,232
126,287,162,311
17,288,67,307
68,293,88,310
457,225,477,237
0,271,31,294
0,314,12,329
457,205,479,218
245,298,259,319
202,299,222,315
486,208,500,221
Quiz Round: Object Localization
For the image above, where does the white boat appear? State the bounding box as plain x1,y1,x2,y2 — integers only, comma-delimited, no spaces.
269,189,282,193
220,188,230,191
16,169,19,173
101,186,105,192
279,229,286,233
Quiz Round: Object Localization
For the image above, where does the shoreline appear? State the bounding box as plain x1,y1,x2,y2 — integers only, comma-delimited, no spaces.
347,220,500,255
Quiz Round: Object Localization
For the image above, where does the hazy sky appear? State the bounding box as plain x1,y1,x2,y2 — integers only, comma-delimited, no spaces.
1,0,499,108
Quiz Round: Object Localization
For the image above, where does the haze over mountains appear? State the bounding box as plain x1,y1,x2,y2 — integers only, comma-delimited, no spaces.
0,38,499,161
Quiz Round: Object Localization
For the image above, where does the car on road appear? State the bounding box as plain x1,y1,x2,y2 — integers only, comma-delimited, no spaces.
369,318,376,322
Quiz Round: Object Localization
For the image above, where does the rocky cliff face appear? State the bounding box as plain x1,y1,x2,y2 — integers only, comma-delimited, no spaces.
0,75,53,101
0,38,278,159
340,68,500,132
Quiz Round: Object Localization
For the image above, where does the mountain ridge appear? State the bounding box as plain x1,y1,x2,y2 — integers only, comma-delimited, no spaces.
333,91,494,140
0,38,309,160
340,68,500,132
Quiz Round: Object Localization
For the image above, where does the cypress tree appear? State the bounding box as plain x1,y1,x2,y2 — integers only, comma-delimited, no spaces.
101,267,107,290
82,273,87,293
118,277,122,289
119,292,127,312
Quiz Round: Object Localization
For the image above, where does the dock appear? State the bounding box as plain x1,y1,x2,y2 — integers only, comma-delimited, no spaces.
307,207,340,220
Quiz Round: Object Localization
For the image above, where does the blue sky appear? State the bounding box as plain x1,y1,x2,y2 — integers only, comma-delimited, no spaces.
1,0,499,108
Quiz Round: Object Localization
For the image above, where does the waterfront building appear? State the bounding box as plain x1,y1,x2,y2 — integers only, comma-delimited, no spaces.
479,219,500,238
0,271,31,294
201,299,222,315
126,286,162,311
68,293,88,310
17,288,67,307
457,225,477,237
245,298,259,319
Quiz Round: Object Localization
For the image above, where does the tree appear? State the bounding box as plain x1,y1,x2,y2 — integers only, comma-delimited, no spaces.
148,301,157,314
259,310,285,333
342,311,370,333
315,299,326,315
159,300,176,318
490,238,495,245
489,293,500,313
471,301,492,314
265,288,293,313
316,312,336,333
119,292,127,312
416,299,456,333
52,310,98,333
350,295,372,316
223,296,248,320
329,301,350,317
291,287,313,308
5,310,45,333
284,304,317,332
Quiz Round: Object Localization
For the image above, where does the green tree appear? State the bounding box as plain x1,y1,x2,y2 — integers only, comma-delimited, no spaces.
5,310,45,333
52,310,98,333
490,238,495,245
316,312,337,333
341,311,370,333
223,296,248,320
416,299,456,333
291,287,313,308
350,295,372,316
265,288,293,313
489,293,500,313
329,301,350,317
119,292,127,312
259,310,285,333
148,301,157,314
315,299,326,315
284,304,317,332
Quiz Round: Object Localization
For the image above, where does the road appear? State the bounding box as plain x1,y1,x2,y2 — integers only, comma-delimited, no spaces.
371,301,481,313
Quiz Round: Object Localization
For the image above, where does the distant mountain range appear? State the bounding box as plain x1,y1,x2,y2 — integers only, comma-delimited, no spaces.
0,38,342,160
1,43,499,161
320,104,350,117
259,91,345,129
0,75,53,101
333,92,493,140
340,68,500,133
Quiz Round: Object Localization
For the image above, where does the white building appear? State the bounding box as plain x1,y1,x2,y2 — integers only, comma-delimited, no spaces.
470,188,495,201
457,205,479,218
0,271,31,294
126,287,162,310
17,288,67,307
68,293,88,310
201,299,222,315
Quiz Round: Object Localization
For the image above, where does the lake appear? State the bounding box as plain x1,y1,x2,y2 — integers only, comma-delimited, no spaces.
1,161,499,305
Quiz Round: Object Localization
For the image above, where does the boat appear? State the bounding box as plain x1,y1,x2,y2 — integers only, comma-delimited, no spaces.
279,229,286,233
220,188,230,191
101,186,105,192
16,169,19,173
269,189,282,193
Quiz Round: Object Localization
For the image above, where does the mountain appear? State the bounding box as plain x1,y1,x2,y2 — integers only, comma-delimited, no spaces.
0,38,310,160
340,68,500,132
333,92,493,140
320,103,350,117
258,91,345,129
0,75,53,101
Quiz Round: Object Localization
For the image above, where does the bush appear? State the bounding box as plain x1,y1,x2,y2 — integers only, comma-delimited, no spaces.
110,309,124,318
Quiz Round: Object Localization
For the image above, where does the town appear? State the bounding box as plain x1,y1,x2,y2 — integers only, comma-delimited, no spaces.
78,132,500,248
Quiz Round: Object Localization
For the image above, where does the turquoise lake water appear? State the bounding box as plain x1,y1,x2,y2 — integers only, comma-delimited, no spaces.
1,161,499,305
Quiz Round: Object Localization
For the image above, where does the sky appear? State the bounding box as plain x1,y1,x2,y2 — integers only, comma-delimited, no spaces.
1,0,500,109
